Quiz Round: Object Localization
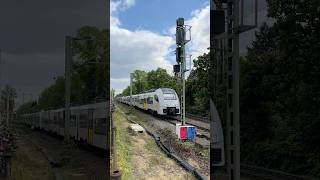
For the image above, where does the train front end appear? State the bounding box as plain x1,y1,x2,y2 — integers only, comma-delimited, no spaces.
158,88,180,116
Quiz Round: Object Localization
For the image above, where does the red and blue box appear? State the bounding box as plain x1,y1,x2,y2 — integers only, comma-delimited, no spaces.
176,123,196,140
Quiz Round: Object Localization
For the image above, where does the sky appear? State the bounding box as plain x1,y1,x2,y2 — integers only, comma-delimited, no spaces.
111,0,211,95
110,0,270,95
0,0,108,107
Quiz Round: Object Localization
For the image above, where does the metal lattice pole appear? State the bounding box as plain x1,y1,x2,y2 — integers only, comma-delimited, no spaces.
225,0,241,179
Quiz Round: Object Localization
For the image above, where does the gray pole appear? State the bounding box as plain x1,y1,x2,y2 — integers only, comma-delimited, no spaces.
130,73,133,105
176,17,187,126
0,49,2,90
0,49,2,124
22,92,25,105
182,42,186,125
65,36,72,143
6,92,9,128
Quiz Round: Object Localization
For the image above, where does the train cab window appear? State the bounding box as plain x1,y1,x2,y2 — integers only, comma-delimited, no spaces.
161,88,177,100
163,93,176,100
147,97,153,104
154,95,159,102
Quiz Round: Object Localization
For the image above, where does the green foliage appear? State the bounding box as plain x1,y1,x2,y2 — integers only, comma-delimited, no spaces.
121,68,180,96
240,0,320,176
0,84,17,113
36,76,64,109
186,53,211,116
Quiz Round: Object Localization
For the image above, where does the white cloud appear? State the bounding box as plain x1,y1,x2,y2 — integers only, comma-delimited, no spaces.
111,0,135,15
110,1,209,93
186,5,210,59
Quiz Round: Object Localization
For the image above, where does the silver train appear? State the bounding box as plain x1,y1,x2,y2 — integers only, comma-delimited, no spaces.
21,101,108,150
118,88,180,116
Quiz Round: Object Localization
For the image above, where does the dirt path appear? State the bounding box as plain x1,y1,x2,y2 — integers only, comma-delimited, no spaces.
113,108,196,180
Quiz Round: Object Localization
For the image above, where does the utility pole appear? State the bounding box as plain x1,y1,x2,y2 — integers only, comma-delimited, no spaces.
65,36,72,143
211,0,258,179
6,93,9,128
0,49,2,124
174,17,191,126
130,73,133,105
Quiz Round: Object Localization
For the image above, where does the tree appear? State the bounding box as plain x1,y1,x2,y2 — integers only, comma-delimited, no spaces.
186,53,211,116
72,26,109,103
239,0,320,176
38,76,65,109
0,85,17,114
132,70,148,94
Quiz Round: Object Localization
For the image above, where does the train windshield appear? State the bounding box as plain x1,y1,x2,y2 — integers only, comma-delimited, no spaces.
163,93,176,100
161,88,177,100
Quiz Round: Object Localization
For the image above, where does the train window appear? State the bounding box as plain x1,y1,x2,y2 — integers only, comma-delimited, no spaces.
154,95,159,102
60,111,65,128
94,118,106,135
147,97,153,104
79,113,88,128
70,115,76,127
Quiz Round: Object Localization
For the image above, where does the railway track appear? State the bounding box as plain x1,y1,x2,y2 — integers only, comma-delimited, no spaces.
164,117,210,140
118,103,210,148
22,132,64,180
240,164,319,180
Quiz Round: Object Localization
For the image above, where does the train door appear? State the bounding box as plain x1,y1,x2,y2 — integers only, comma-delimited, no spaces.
87,109,94,145
143,95,148,110
76,110,79,141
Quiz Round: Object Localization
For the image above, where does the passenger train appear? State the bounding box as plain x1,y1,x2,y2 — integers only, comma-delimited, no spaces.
118,88,180,116
20,101,108,150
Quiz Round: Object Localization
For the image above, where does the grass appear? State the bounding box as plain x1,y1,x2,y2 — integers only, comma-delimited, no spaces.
199,149,210,159
11,139,54,180
11,121,108,180
112,109,133,180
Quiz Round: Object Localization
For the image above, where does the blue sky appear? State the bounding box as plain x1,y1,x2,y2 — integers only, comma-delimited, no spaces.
117,0,209,33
